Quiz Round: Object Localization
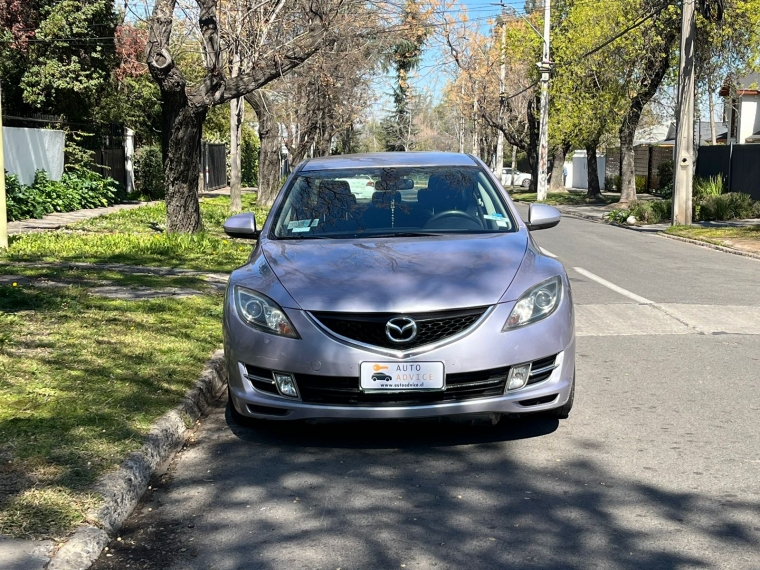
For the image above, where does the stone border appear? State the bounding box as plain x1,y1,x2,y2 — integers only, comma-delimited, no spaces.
46,350,227,570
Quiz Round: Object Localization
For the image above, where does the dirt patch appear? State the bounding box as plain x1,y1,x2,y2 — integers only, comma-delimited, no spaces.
716,238,760,256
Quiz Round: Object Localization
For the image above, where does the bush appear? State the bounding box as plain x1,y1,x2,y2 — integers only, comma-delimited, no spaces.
134,146,164,199
604,176,616,192
241,128,259,187
4,168,121,222
635,175,647,194
657,160,674,190
624,199,672,224
695,192,759,222
693,175,723,199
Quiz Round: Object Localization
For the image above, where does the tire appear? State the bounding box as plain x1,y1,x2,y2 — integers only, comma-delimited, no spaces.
544,375,574,419
521,179,531,188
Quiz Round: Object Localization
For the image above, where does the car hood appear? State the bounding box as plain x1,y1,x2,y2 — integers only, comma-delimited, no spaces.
261,233,528,312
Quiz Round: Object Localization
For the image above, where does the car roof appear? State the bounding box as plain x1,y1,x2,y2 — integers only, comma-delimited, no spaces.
300,152,479,172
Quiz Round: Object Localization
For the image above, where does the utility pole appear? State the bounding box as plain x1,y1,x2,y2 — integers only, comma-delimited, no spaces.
673,0,696,225
536,0,552,201
495,15,507,185
0,83,7,250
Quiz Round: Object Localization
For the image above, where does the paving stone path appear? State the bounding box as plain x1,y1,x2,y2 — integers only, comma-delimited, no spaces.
7,202,161,235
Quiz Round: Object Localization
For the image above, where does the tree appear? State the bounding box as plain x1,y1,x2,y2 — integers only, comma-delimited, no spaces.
381,0,429,151
145,0,345,232
0,0,119,121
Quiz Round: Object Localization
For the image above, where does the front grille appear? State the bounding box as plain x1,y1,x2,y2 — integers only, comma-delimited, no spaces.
310,307,488,350
295,367,508,406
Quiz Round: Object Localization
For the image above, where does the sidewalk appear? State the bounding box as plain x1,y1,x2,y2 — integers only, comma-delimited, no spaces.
7,202,159,235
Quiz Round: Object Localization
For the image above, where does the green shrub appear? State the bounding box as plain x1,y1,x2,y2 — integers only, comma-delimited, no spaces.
134,146,164,199
627,199,672,224
695,192,758,221
657,160,674,190
241,127,259,187
606,208,631,223
635,175,647,194
4,168,121,222
693,175,723,199
650,199,672,222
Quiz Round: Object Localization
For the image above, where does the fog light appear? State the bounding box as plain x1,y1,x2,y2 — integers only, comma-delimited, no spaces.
506,363,532,391
273,372,299,398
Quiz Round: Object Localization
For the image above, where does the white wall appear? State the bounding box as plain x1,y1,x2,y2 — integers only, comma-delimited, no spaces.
740,96,759,143
2,126,65,186
571,151,606,190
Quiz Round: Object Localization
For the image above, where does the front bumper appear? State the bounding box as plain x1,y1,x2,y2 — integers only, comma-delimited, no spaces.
224,296,575,421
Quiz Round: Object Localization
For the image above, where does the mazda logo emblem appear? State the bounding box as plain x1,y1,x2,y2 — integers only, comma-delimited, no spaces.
385,317,418,343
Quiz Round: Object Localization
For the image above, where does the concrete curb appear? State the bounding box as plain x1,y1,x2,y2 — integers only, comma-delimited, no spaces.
46,350,227,570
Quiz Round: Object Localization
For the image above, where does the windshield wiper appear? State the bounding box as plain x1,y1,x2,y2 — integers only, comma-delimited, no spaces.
364,231,445,238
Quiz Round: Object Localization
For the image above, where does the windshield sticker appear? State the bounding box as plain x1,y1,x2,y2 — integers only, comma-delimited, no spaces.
495,220,508,227
287,220,313,230
484,214,505,221
311,219,319,227
291,226,312,233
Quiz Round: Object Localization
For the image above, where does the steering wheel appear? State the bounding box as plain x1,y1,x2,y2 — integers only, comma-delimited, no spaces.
424,210,483,229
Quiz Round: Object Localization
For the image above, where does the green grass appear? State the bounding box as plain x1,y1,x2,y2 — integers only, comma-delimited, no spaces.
664,225,760,245
2,195,271,272
0,280,224,539
0,196,269,539
511,192,620,205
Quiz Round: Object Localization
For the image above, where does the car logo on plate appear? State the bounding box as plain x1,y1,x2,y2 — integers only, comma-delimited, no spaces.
385,317,418,343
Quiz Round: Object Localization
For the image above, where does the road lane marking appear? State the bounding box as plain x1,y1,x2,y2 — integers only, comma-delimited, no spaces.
576,305,691,336
540,247,558,258
573,267,653,305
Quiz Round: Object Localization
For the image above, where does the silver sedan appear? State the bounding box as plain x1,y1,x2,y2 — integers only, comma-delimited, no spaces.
223,152,575,423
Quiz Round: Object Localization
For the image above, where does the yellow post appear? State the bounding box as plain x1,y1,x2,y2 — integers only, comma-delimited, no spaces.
0,83,7,249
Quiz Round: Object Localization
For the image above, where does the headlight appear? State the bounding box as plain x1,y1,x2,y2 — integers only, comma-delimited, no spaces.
234,286,299,338
503,276,562,329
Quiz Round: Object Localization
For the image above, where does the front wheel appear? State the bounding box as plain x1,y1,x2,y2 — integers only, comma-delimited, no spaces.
521,179,531,188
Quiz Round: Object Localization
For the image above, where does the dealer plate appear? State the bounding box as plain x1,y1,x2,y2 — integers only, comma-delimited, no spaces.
360,361,445,391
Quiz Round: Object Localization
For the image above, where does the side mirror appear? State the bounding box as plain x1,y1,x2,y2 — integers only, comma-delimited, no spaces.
224,213,260,239
526,203,561,231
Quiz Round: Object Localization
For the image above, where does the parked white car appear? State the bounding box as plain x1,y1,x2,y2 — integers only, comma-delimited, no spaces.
502,167,532,188
336,175,376,199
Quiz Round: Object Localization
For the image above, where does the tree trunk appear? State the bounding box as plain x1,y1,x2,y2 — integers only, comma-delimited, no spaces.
708,87,716,145
526,96,539,192
619,125,637,205
229,96,244,212
247,91,281,207
162,97,207,233
550,143,569,191
585,143,601,199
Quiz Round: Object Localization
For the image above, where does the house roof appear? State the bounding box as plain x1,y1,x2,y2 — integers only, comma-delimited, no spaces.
633,124,671,145
719,72,760,96
659,121,728,146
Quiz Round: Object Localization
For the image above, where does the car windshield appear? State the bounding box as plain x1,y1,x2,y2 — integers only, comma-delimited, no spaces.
272,166,516,239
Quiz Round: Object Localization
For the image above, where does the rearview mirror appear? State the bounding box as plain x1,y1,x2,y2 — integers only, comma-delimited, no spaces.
525,203,561,231
224,213,260,239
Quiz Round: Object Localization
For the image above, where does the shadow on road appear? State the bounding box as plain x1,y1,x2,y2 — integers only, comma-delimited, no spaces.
91,395,760,570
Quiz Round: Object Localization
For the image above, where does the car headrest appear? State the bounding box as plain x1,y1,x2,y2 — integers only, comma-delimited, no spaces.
319,179,355,206
372,190,404,207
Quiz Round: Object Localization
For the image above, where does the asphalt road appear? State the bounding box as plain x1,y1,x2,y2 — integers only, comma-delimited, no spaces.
91,211,760,570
